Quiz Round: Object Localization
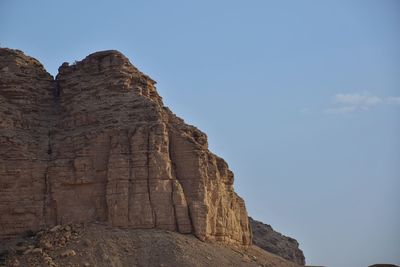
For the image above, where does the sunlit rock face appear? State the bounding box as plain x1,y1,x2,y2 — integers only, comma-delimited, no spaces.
0,48,54,239
0,48,252,246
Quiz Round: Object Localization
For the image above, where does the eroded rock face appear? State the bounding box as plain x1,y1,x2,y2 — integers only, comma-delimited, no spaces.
249,217,305,265
0,48,252,246
0,48,54,238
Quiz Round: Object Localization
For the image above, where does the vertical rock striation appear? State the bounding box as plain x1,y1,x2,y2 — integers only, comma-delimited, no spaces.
0,49,54,238
0,49,251,246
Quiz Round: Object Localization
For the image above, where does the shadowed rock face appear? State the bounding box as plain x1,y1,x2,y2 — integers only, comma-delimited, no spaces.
0,48,252,246
250,217,305,265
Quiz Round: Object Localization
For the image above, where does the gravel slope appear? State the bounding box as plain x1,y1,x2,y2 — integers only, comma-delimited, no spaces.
1,223,301,267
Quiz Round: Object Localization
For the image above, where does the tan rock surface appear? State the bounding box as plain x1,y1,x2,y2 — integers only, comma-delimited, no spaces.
0,48,251,246
0,48,54,238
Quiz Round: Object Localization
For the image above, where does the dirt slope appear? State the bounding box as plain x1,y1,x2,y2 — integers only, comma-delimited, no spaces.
1,223,300,267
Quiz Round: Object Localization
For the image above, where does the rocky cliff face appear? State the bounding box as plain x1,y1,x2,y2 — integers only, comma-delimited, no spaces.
0,48,251,246
0,49,54,239
250,217,305,265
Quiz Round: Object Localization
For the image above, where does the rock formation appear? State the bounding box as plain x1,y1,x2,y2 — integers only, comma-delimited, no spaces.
0,48,251,246
249,217,305,265
0,48,54,239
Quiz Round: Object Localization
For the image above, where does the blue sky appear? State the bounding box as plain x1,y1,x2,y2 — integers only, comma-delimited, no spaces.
1,1,399,266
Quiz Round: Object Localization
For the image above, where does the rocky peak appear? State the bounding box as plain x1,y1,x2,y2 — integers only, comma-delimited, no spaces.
0,48,50,77
0,48,53,107
57,49,161,107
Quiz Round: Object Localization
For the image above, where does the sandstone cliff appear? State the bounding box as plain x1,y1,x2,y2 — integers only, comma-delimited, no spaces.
0,48,54,239
0,48,251,246
250,217,305,265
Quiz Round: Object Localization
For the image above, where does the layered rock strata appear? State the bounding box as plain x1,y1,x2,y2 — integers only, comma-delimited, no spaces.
0,49,54,239
0,48,252,246
250,217,305,265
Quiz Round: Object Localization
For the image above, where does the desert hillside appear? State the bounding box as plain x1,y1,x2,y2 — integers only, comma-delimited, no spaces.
0,48,305,267
1,223,302,267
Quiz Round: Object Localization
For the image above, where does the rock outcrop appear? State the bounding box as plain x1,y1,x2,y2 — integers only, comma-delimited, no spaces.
0,48,251,246
249,217,305,265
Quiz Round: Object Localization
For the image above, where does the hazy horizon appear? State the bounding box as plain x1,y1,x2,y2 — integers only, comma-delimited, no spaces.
1,1,399,266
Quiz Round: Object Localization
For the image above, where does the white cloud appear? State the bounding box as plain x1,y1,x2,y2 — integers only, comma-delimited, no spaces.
335,93,383,106
325,106,357,114
326,92,400,114
387,96,400,104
